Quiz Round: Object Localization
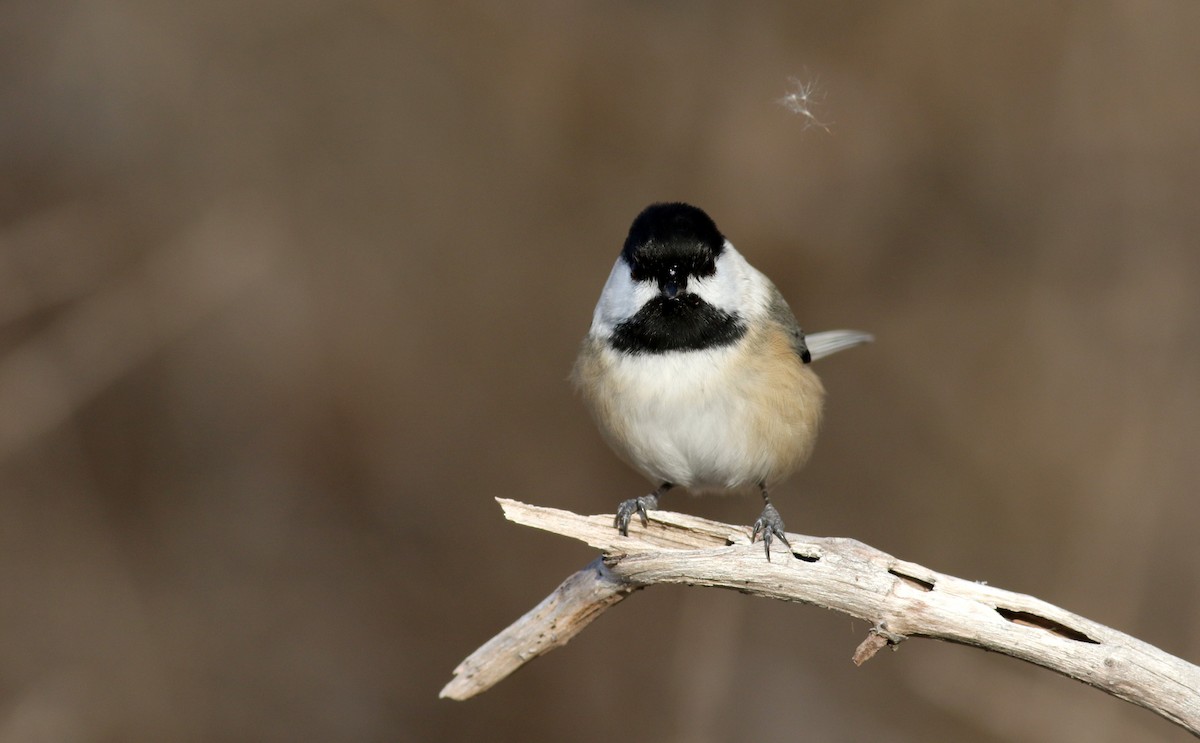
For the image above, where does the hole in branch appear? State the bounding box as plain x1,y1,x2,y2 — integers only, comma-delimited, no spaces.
791,551,819,563
995,608,1099,644
888,568,934,591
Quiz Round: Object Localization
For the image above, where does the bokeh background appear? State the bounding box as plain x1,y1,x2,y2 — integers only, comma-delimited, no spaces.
2,2,1199,741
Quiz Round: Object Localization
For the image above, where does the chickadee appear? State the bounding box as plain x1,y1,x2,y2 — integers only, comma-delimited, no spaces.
573,202,871,559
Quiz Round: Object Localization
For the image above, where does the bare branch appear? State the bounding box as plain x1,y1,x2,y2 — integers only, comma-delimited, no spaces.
439,558,637,701
441,500,1200,737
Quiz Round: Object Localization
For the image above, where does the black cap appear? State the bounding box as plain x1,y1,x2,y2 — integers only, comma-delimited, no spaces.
620,203,725,283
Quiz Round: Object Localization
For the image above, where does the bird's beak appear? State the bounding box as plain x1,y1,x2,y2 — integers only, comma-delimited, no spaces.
661,266,682,299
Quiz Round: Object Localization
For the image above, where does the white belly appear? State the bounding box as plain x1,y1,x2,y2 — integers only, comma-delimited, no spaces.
583,344,790,491
574,319,825,494
617,353,754,489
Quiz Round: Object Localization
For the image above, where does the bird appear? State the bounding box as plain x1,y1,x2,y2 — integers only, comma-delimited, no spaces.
572,202,871,559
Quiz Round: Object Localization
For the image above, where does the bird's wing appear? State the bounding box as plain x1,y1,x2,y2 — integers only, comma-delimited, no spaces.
765,290,812,363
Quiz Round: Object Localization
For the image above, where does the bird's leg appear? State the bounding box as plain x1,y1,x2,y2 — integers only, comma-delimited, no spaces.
750,484,791,561
615,482,673,536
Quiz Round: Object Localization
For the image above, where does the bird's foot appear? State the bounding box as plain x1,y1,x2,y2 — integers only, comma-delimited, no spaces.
750,503,792,561
614,493,659,536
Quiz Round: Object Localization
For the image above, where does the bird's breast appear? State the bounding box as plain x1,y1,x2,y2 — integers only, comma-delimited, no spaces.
573,323,824,491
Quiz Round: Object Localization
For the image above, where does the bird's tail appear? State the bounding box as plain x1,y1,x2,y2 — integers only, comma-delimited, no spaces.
807,330,874,361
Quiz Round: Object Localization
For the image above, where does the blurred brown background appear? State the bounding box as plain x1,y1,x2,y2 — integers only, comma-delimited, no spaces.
2,1,1199,741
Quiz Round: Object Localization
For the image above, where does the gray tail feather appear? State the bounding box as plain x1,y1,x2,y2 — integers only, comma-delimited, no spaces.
806,330,874,362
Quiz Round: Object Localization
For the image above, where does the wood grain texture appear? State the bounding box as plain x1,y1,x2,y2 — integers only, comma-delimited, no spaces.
440,500,1200,737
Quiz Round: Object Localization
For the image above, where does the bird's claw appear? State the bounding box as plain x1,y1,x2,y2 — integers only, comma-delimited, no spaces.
614,493,659,536
751,504,792,561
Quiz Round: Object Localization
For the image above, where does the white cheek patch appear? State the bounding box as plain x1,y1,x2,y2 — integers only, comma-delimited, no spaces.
590,258,657,337
688,241,772,321
590,243,774,339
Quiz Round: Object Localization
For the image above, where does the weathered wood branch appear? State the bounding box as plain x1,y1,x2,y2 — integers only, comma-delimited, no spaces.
441,499,1200,737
